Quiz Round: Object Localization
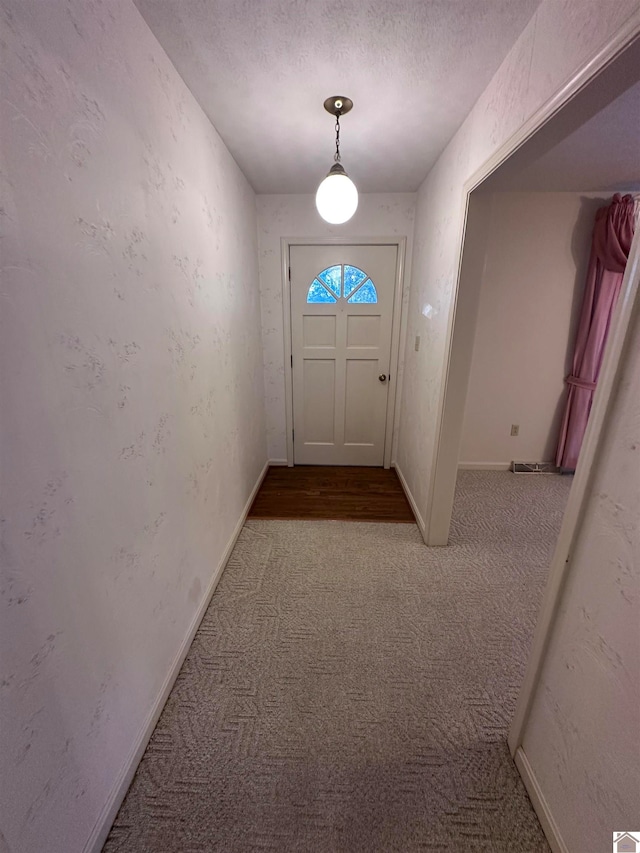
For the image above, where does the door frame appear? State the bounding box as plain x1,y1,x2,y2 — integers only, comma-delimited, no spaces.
424,18,640,547
281,236,408,468
418,15,640,849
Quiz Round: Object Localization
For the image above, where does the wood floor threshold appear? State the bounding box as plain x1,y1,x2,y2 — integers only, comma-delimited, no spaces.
249,515,416,524
248,465,416,524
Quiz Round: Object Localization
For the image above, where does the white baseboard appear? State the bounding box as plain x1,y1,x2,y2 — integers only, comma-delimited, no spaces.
514,746,568,853
392,462,425,533
458,461,511,470
84,459,270,853
267,458,289,466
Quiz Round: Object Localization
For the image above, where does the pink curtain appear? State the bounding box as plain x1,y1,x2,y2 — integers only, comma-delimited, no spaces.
556,193,636,471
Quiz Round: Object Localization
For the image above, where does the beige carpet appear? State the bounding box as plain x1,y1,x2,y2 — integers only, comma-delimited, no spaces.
104,471,572,852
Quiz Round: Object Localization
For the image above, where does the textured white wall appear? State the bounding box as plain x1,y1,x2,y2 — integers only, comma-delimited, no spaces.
257,194,415,461
0,2,266,852
521,304,640,851
395,0,640,520
459,192,607,467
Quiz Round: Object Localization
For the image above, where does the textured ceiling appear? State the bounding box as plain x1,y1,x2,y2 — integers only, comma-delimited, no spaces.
133,0,542,193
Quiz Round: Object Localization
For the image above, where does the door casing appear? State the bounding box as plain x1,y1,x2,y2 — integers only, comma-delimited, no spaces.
418,20,640,853
280,237,407,468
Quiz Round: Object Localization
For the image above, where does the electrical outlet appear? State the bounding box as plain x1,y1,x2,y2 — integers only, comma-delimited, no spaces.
414,335,421,352
511,424,519,436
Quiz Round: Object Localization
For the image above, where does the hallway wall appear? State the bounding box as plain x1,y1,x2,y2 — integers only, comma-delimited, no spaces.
521,298,640,851
395,0,640,529
257,194,415,462
459,192,607,468
0,2,265,852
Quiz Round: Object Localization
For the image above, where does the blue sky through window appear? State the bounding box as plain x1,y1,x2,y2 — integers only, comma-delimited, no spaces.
317,266,341,297
347,279,378,303
306,279,337,303
344,265,367,297
306,265,377,304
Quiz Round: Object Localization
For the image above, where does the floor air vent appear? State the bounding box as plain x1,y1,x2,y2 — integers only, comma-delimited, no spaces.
511,461,559,474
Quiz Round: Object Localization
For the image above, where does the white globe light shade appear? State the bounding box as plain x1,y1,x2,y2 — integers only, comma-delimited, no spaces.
316,168,358,224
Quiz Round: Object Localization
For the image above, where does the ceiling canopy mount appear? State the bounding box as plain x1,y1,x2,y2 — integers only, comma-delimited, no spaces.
323,96,353,117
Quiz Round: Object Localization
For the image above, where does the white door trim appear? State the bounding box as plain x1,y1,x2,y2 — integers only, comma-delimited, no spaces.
425,14,640,547
419,3,640,793
281,237,407,468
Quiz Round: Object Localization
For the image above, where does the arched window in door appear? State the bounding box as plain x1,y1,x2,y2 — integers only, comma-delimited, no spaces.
306,264,378,304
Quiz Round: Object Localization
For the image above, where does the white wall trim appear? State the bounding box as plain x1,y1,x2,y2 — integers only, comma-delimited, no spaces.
457,462,511,471
426,13,640,547
422,190,484,546
467,13,640,196
280,238,295,467
418,19,640,830
514,747,569,853
385,238,407,468
392,462,425,534
508,225,640,756
268,458,289,466
83,459,270,853
281,236,408,468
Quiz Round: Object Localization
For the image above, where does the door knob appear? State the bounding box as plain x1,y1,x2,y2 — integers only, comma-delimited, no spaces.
378,373,387,382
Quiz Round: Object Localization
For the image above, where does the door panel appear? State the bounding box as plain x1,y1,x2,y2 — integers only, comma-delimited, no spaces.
302,359,335,443
344,359,377,444
291,244,397,466
303,315,336,347
346,315,380,348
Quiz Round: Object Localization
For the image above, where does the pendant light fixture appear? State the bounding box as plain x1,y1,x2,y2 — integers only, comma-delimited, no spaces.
315,96,358,225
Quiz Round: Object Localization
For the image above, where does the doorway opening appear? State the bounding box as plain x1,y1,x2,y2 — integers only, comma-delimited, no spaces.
253,239,411,522
281,239,408,469
428,34,640,547
425,32,640,848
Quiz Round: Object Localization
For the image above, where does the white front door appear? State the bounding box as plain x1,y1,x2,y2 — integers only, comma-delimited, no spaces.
290,244,398,466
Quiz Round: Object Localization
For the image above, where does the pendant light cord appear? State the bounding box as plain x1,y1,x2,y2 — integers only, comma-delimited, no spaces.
334,114,341,162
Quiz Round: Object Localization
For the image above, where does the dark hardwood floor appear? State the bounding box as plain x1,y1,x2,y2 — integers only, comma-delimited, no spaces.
248,465,416,523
